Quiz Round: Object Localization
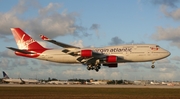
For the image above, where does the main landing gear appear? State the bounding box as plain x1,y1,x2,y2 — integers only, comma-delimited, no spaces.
151,61,155,68
87,64,101,72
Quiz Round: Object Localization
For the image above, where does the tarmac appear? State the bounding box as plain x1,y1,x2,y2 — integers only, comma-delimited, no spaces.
0,84,180,88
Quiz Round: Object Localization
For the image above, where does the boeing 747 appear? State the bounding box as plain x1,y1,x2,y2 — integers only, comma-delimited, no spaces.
7,28,170,72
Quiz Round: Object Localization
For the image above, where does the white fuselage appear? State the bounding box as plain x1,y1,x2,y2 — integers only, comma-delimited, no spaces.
3,78,22,84
36,44,170,64
3,78,39,84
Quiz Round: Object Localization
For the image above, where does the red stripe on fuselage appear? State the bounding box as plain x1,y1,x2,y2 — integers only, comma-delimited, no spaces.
15,49,47,58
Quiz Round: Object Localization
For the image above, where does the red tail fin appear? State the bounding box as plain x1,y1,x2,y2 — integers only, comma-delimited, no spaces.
11,28,45,50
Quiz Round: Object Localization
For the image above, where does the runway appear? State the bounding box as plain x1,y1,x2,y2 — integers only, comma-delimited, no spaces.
0,84,180,88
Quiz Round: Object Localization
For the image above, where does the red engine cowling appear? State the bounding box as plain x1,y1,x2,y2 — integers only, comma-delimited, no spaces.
81,50,92,57
106,56,117,63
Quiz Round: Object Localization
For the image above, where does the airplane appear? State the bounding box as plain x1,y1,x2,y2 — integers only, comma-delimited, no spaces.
150,81,160,85
47,80,80,85
47,80,65,85
2,71,24,84
90,81,107,85
2,71,39,84
7,28,171,72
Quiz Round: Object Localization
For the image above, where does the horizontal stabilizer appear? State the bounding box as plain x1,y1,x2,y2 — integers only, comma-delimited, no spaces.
7,47,35,54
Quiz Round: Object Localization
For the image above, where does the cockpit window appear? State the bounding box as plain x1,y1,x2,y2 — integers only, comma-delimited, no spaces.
156,45,160,47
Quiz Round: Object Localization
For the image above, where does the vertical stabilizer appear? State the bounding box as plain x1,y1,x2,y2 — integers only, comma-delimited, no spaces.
10,28,45,50
2,71,9,79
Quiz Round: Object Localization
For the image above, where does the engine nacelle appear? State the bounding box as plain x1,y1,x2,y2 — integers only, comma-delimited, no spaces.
81,50,92,57
106,56,117,63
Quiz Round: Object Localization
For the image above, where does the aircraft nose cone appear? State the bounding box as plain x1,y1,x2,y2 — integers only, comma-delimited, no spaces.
167,51,171,57
164,49,171,58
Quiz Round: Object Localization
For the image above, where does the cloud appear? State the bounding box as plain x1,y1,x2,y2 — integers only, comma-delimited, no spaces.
149,0,180,21
160,5,180,20
38,3,62,15
90,24,100,30
29,67,39,71
156,58,170,64
0,50,16,58
153,63,179,73
109,36,125,45
11,58,29,67
158,72,176,80
151,0,179,8
150,1,180,48
123,67,142,72
31,60,39,65
0,54,38,70
108,36,144,46
0,0,89,40
123,63,150,71
90,24,100,38
171,56,180,61
61,67,123,80
71,40,84,48
0,58,14,70
152,26,180,48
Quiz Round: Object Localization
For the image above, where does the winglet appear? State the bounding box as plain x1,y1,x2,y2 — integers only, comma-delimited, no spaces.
40,35,50,40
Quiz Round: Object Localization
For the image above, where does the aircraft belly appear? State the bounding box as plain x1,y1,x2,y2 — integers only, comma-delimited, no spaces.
124,51,168,62
37,52,78,63
57,55,78,63
125,54,161,62
125,55,145,62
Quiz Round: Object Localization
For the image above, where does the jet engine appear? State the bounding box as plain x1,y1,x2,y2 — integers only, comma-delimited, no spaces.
80,50,92,57
106,56,117,63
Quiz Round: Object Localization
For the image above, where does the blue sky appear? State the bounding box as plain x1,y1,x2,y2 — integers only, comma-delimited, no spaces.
1,0,180,81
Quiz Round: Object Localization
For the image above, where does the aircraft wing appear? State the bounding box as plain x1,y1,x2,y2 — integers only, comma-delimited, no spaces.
40,35,80,48
7,47,35,54
75,50,124,65
39,35,124,65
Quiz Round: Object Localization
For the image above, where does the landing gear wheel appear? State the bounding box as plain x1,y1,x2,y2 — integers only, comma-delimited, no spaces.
87,65,92,70
95,69,99,72
92,66,96,70
151,65,155,68
98,66,101,69
87,66,91,70
93,66,99,72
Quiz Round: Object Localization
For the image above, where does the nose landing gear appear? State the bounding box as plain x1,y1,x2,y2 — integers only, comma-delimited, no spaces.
151,65,155,68
151,61,155,68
